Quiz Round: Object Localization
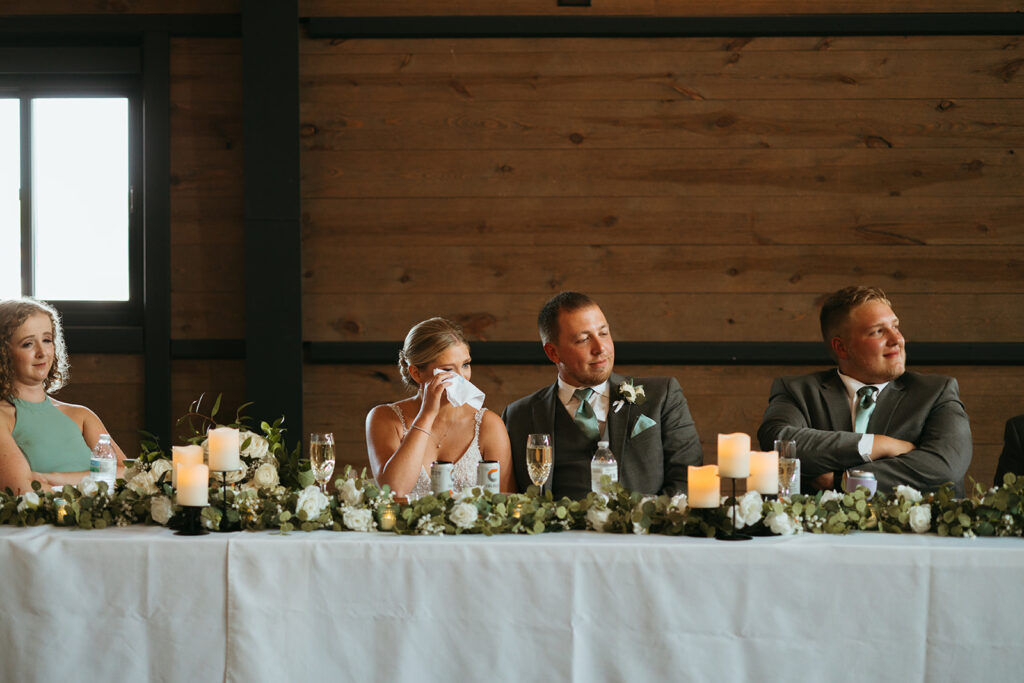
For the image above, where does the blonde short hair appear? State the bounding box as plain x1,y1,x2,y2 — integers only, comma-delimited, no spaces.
0,298,69,400
397,318,468,391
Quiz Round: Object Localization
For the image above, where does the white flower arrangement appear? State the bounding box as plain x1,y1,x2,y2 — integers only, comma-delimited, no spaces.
449,502,479,529
908,504,932,533
895,485,923,504
296,485,329,521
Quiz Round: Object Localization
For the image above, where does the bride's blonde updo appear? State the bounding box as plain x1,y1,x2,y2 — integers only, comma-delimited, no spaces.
398,317,468,392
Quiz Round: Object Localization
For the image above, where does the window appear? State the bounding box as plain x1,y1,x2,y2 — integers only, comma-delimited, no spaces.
1,46,142,326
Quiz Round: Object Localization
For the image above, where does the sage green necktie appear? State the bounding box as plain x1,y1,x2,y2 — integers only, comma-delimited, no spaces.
572,388,600,441
854,385,879,433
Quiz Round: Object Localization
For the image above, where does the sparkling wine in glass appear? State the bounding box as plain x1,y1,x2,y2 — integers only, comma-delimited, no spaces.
309,432,336,494
525,433,553,489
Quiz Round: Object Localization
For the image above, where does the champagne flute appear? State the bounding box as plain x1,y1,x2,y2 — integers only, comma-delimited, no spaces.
309,432,336,494
525,433,553,490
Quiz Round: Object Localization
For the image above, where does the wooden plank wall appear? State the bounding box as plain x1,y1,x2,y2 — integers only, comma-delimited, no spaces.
300,32,1024,487
169,37,247,442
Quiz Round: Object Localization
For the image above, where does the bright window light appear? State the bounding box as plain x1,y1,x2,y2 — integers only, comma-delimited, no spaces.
32,98,129,301
0,100,19,300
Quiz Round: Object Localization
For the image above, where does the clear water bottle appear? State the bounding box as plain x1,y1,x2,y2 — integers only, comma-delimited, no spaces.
590,440,618,493
89,433,117,493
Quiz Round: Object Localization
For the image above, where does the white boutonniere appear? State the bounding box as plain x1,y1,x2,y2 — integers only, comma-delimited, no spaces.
617,379,645,406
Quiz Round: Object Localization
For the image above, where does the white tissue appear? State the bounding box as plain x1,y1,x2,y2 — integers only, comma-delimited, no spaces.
433,368,485,409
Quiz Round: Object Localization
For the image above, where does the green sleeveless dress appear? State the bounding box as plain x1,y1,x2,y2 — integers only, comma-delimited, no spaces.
10,396,93,472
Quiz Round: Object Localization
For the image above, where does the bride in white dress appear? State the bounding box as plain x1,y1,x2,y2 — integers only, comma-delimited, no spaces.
366,318,513,498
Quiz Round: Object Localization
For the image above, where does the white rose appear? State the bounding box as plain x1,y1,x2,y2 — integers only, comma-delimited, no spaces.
342,507,375,532
122,461,141,483
669,492,688,514
587,506,611,532
149,459,173,483
78,475,99,497
16,490,40,512
766,511,800,536
223,461,248,485
249,462,279,489
240,431,270,461
128,470,158,496
819,490,843,505
895,485,923,504
449,502,479,529
296,485,329,520
337,478,364,507
738,491,764,527
632,521,649,535
150,495,173,525
453,487,477,503
908,504,932,534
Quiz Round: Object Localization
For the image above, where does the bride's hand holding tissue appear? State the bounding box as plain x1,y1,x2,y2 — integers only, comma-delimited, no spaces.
365,318,513,498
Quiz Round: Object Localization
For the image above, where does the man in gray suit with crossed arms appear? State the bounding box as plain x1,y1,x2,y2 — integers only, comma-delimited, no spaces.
758,285,972,496
502,291,703,499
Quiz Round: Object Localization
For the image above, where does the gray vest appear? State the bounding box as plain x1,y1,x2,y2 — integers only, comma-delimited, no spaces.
551,405,599,500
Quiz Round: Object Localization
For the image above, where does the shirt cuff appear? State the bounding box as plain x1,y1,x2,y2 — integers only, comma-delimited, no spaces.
857,433,874,462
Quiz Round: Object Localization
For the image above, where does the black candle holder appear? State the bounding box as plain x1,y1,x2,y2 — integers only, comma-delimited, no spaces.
174,505,208,536
210,469,238,529
719,477,752,541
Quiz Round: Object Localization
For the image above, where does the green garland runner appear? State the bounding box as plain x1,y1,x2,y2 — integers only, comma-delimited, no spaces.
3,467,1023,538
3,397,1022,538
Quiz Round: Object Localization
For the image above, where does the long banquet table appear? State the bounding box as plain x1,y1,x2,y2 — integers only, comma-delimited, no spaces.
2,525,1021,682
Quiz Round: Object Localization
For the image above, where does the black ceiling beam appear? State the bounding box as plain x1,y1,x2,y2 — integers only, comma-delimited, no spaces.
305,13,1024,39
0,14,241,39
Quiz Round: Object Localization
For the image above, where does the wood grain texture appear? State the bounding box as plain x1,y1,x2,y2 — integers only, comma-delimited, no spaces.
301,48,1024,102
301,98,1024,151
302,293,1024,343
302,244,1024,294
298,1,1024,18
302,196,1024,247
302,148,1020,198
170,37,245,340
302,363,1024,489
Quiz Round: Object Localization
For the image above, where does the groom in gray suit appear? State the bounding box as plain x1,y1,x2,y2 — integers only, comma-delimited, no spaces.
502,292,703,498
757,286,972,496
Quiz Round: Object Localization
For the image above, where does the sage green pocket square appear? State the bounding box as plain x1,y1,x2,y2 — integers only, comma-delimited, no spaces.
631,414,657,438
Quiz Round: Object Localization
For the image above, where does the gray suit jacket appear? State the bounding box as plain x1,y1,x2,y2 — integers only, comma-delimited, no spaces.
502,372,703,497
994,414,1024,487
757,369,972,496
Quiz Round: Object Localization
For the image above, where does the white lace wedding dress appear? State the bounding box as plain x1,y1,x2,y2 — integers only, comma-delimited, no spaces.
388,403,486,499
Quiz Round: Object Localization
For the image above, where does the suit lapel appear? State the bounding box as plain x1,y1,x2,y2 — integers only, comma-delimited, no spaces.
871,374,907,434
605,373,632,458
821,370,853,431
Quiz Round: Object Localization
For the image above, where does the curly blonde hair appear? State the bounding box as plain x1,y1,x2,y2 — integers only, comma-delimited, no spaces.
0,298,69,400
398,318,468,391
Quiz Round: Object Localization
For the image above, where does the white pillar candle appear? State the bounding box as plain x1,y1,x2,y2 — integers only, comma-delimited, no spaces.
172,445,204,488
177,463,209,507
747,450,779,495
208,427,240,472
717,433,751,478
688,465,720,508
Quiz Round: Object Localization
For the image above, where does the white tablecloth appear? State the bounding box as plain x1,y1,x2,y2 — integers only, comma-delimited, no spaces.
2,526,1022,682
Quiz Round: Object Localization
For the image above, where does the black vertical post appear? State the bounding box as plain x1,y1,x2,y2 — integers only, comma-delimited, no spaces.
242,2,302,431
142,31,172,447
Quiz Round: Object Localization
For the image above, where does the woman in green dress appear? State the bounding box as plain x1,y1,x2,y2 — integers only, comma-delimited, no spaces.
0,298,126,494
